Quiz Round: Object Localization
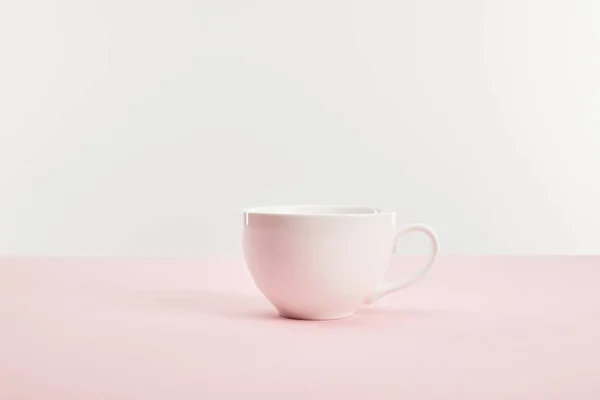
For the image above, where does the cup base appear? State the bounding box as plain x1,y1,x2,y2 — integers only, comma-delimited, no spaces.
278,311,355,321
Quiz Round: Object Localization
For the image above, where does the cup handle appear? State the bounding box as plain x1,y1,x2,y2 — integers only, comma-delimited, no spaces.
365,223,440,305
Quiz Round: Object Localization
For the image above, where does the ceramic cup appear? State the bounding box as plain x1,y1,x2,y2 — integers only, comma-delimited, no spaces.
243,206,439,320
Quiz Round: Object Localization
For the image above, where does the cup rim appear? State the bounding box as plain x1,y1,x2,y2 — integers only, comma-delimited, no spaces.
242,205,395,216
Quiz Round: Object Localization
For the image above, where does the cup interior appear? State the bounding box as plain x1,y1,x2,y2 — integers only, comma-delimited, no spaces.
244,205,383,216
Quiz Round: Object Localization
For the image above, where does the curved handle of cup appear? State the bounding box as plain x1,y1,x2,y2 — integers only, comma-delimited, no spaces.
365,224,440,305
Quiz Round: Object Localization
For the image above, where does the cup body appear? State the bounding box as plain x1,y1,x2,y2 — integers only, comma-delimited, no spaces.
243,206,396,320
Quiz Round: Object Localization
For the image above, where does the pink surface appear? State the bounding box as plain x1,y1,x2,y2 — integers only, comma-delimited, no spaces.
0,256,599,399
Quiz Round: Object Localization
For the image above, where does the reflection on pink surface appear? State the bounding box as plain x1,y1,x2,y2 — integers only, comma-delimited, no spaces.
0,256,599,399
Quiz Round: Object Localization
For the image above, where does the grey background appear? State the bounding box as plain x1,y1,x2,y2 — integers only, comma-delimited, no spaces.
0,0,598,256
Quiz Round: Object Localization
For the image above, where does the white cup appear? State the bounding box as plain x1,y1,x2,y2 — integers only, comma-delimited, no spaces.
243,206,440,320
